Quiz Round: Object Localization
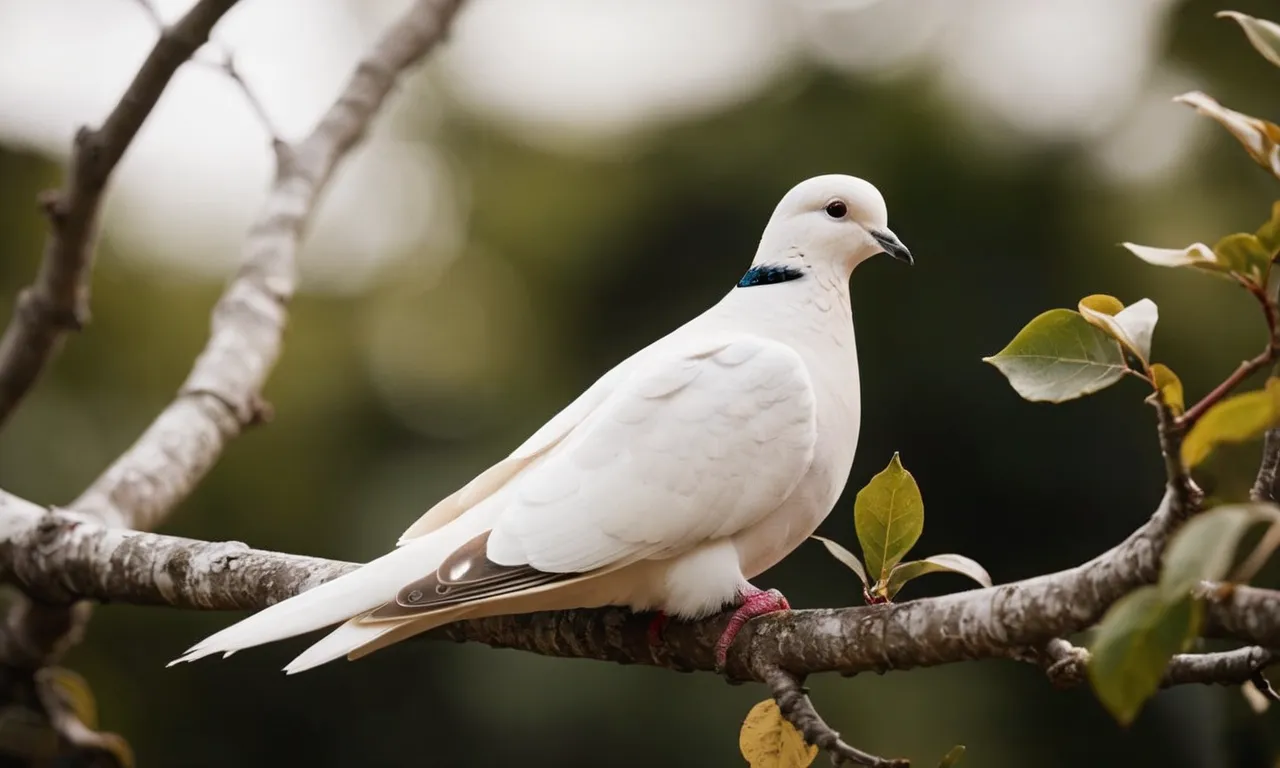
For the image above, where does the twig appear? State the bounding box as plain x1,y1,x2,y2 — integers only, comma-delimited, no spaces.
761,666,907,768
1018,639,1275,691
0,0,242,429
1176,349,1274,429
1177,276,1280,430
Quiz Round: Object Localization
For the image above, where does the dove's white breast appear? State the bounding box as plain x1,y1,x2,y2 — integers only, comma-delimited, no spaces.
716,271,862,581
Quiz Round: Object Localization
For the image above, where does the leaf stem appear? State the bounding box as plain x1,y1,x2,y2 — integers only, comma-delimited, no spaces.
1176,275,1280,429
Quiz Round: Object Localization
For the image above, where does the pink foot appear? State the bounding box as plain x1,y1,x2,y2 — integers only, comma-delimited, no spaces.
646,611,670,647
714,586,791,671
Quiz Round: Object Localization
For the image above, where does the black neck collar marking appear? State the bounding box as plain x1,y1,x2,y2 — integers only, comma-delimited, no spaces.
738,263,804,288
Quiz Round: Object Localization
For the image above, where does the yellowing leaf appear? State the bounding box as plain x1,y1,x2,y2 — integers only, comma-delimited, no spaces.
1254,201,1280,253
739,699,818,768
1218,11,1280,69
811,535,869,587
938,745,966,768
1212,232,1272,286
855,453,924,583
1087,587,1201,726
1243,678,1273,713
1079,294,1125,316
1181,379,1280,469
1174,91,1280,181
1149,364,1185,416
983,309,1129,403
1161,504,1279,598
882,554,993,600
1078,295,1159,365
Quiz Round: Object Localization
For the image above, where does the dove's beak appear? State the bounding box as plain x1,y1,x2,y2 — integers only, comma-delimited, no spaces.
870,228,913,266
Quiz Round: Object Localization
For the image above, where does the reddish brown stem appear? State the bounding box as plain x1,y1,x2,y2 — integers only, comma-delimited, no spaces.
1176,277,1280,429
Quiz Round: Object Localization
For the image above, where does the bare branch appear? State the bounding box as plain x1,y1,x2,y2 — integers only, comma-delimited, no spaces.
762,666,907,768
0,0,242,429
1202,583,1280,648
73,0,467,531
1020,638,1275,691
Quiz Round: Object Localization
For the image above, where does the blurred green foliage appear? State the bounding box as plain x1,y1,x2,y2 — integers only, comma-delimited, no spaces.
1,0,1280,765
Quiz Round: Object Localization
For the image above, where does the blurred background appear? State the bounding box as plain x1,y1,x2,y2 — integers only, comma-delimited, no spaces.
1,0,1279,765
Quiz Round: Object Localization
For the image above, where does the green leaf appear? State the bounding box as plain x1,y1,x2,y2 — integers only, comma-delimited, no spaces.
1254,201,1280,253
739,699,818,768
1218,11,1280,69
854,452,924,583
1162,504,1280,597
1087,586,1201,726
882,554,993,600
1174,90,1280,181
1149,364,1185,416
1181,379,1280,469
983,309,1128,403
1212,232,1271,286
1077,295,1159,365
811,535,869,587
938,745,966,768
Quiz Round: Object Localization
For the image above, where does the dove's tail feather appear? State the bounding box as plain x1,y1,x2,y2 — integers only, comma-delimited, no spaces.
282,609,468,674
278,564,638,674
168,517,491,667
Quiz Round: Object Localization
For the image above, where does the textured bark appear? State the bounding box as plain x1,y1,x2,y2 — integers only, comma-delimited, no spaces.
1203,583,1280,648
0,0,243,429
5,486,1272,686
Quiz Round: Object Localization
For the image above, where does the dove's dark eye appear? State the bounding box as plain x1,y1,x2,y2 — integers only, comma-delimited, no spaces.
824,200,848,219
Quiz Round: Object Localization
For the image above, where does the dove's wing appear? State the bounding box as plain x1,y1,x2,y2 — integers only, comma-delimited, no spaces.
491,334,819,571
365,333,819,621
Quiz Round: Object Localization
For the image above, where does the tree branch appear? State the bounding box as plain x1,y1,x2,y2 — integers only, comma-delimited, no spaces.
72,0,466,531
1019,638,1276,691
0,0,467,696
762,666,907,768
0,0,242,429
4,483,1261,684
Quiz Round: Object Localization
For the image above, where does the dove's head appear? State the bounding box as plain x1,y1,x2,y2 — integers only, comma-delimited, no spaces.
748,174,911,284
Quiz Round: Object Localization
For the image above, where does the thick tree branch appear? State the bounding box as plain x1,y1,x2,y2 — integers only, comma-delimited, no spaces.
0,0,242,429
1202,583,1280,648
5,484,1266,685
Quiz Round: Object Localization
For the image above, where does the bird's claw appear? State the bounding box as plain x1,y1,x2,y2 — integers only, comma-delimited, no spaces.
714,587,790,673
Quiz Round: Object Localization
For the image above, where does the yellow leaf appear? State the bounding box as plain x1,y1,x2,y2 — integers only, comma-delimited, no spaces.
739,700,818,768
1174,91,1280,181
1078,294,1124,316
1149,364,1184,416
1182,379,1280,469
1077,296,1159,365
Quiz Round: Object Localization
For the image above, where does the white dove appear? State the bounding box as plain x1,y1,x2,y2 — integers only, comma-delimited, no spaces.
170,173,912,674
